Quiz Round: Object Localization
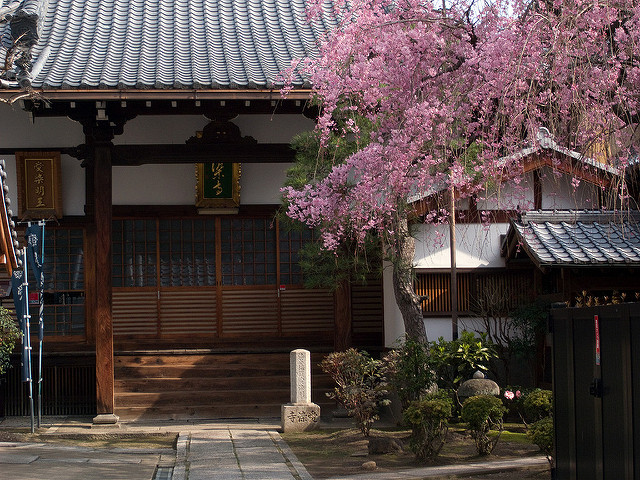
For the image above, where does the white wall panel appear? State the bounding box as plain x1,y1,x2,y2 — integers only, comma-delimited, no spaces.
413,223,508,269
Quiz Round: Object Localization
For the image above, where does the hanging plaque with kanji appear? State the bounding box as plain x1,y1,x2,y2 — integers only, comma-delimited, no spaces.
16,151,63,220
196,162,241,209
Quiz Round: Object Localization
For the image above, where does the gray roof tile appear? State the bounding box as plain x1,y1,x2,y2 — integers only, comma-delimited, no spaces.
511,210,640,266
1,0,333,89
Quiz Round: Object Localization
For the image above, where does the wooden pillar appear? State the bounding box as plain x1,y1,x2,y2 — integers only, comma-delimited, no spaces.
533,169,542,210
84,160,96,345
334,280,352,351
91,136,116,423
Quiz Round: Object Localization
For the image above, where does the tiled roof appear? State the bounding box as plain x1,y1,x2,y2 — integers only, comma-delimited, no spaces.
0,159,20,274
1,0,334,90
507,210,640,267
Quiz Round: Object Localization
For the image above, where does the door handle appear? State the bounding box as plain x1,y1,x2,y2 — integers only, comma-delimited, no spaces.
589,378,603,398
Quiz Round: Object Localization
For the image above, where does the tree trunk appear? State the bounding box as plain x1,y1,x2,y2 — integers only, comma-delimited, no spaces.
391,231,428,344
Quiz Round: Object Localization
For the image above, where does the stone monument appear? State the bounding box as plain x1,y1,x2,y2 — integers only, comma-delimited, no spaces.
281,349,321,432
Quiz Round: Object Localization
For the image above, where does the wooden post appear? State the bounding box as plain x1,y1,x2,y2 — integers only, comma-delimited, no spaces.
450,186,458,340
84,159,96,345
92,138,117,424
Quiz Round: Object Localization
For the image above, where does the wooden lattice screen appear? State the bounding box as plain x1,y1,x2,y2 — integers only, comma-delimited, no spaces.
414,269,535,316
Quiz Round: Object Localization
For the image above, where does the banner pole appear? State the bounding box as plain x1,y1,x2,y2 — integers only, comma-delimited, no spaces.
22,247,34,434
37,220,44,427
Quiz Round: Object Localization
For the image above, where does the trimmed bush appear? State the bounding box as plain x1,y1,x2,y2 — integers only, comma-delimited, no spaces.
320,348,388,437
404,391,453,460
523,389,553,422
528,416,554,466
382,336,436,409
461,395,507,455
0,307,20,375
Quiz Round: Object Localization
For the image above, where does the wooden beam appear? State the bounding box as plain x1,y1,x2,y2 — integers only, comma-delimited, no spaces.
110,143,295,165
1,88,313,102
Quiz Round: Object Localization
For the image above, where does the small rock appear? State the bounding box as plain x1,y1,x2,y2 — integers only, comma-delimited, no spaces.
362,461,377,471
368,436,403,454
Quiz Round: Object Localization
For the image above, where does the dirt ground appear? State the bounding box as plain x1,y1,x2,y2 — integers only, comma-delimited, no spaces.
282,426,552,479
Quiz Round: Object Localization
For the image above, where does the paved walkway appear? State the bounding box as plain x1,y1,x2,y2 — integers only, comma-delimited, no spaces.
0,416,548,480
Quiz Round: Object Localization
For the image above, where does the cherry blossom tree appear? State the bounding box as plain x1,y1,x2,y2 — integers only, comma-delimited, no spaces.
282,0,640,342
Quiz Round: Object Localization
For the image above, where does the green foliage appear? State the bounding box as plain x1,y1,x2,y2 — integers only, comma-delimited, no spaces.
429,331,498,390
461,395,507,455
382,336,436,409
510,302,548,361
0,307,20,375
523,389,553,422
278,125,382,290
320,348,389,437
404,391,453,460
295,234,381,290
528,416,554,465
500,386,534,424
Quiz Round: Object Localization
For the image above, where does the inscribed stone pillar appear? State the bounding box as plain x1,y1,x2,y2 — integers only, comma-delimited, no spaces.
291,348,311,404
281,349,320,432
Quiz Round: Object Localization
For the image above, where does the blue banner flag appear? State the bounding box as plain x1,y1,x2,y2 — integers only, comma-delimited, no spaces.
25,224,44,341
11,268,31,382
26,224,44,291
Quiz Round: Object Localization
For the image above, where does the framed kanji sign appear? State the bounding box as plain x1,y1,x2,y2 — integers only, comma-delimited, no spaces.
195,162,241,210
15,151,63,220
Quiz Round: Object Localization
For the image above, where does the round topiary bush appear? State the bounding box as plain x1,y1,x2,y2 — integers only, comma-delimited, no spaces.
461,395,507,455
523,389,553,422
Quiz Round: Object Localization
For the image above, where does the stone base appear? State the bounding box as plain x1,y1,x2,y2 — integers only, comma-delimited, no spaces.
92,413,120,425
281,403,320,433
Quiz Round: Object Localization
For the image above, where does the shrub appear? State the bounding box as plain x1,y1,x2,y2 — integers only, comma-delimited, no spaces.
461,395,507,455
0,307,21,376
382,336,436,409
320,348,388,437
528,416,554,466
429,331,497,390
523,389,553,422
403,391,453,460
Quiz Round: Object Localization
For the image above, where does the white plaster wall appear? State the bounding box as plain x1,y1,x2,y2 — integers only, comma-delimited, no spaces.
0,108,315,209
112,114,314,205
539,167,601,209
477,172,534,211
383,261,405,347
413,223,508,269
0,105,86,216
476,167,603,211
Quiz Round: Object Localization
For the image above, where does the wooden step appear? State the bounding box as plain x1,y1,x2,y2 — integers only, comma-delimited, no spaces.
114,376,334,393
112,351,335,418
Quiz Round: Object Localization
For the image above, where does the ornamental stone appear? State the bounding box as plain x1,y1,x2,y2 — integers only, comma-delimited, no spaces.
281,349,321,432
457,378,500,400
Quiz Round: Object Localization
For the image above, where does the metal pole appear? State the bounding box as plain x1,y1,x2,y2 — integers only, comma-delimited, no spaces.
22,247,34,433
37,220,44,427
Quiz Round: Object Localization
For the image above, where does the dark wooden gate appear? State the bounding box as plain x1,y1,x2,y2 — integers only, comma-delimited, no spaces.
550,303,640,480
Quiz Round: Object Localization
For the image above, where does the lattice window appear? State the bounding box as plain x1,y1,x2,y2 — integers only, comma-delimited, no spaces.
112,219,157,287
220,218,276,286
159,218,216,287
39,228,85,335
279,227,314,285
